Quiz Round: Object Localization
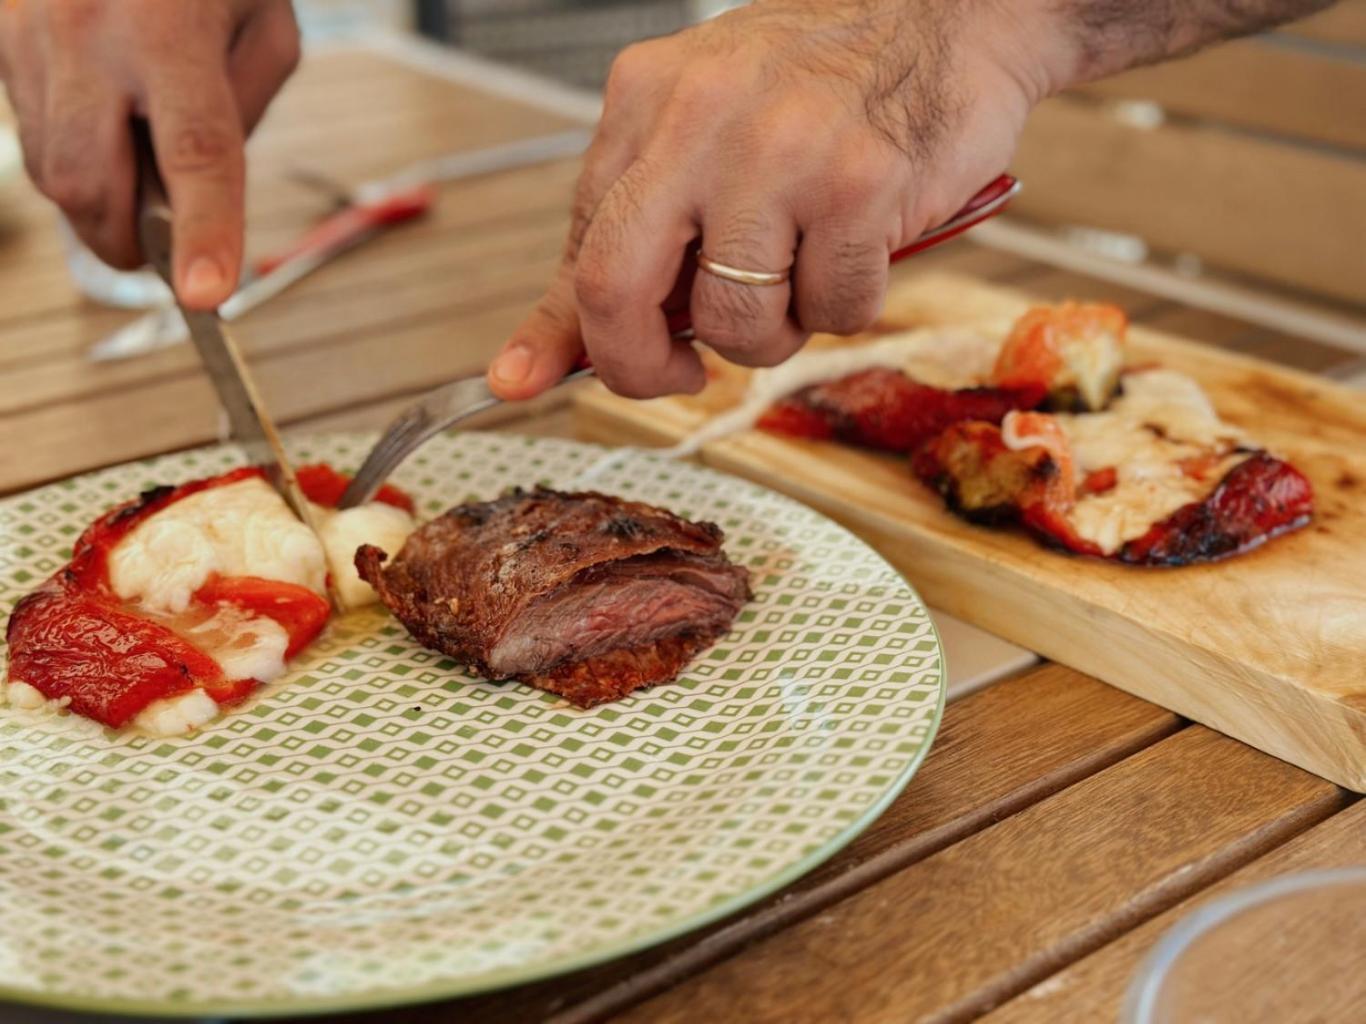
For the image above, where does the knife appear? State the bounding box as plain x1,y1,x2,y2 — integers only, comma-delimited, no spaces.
91,129,593,363
133,122,346,611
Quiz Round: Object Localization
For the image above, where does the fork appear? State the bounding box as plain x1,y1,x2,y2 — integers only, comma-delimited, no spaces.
336,175,1021,509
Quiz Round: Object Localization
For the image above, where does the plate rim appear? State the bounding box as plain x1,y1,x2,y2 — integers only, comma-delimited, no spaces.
0,431,947,1018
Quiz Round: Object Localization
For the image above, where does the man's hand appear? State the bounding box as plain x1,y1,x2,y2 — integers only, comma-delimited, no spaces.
489,0,1333,401
0,0,300,309
489,0,1046,400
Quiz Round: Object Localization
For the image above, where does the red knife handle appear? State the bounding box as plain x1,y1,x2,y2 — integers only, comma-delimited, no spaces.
251,184,437,277
663,174,1018,338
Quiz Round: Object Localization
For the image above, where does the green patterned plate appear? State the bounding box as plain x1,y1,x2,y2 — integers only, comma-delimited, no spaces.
0,432,944,1018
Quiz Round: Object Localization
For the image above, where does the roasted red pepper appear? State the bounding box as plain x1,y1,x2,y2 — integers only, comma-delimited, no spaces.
6,577,224,728
760,367,1044,453
1118,453,1313,565
295,463,416,514
194,576,330,658
5,461,398,730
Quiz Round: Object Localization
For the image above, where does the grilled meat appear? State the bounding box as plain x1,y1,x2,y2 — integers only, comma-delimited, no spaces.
356,487,751,706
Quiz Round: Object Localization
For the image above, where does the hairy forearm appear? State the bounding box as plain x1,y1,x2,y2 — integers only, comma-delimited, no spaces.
1048,0,1337,85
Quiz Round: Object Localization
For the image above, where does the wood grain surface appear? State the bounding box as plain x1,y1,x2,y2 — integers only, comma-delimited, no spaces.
612,728,1346,1024
982,798,1366,1023
576,273,1366,790
1008,98,1366,303
1076,37,1366,150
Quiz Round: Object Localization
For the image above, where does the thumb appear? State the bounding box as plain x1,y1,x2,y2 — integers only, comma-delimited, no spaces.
488,267,585,401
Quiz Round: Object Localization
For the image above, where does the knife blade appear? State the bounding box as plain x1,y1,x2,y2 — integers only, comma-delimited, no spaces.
133,121,346,610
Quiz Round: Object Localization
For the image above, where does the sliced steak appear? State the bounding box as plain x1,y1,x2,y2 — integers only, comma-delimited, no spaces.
356,487,751,706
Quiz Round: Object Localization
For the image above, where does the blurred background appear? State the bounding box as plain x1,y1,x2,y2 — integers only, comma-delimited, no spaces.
301,1,743,86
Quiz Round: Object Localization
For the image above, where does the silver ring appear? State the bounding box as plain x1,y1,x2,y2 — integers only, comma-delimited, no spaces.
697,252,791,287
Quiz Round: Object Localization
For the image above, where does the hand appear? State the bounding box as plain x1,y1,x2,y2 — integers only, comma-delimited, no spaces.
488,0,1051,400
0,0,301,308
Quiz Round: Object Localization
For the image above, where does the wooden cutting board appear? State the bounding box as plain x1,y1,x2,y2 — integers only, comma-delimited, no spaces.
574,273,1366,791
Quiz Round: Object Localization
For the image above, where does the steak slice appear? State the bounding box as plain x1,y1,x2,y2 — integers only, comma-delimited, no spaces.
355,487,751,706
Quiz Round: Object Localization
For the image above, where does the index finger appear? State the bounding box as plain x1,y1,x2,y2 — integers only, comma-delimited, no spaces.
143,64,245,310
573,158,705,399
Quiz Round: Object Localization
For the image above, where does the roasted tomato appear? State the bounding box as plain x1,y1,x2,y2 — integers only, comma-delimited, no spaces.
915,419,1311,565
914,420,1074,526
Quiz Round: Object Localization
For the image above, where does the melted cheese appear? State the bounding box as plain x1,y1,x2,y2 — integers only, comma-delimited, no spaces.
312,501,416,607
6,680,51,710
1004,369,1247,554
109,477,327,613
1059,329,1124,412
133,690,220,737
181,605,292,683
669,325,1006,456
108,477,416,613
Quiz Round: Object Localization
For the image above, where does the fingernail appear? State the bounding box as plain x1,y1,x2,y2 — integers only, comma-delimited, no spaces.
182,257,225,307
491,343,533,386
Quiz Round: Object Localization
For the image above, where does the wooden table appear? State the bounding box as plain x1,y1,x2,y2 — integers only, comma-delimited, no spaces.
0,39,1361,1024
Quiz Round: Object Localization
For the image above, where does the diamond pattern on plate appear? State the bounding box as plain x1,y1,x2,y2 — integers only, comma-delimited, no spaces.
0,432,943,1014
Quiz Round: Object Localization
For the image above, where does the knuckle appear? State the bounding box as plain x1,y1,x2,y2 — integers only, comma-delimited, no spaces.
693,285,767,342
802,299,879,336
665,62,732,121
799,277,884,336
824,145,899,211
265,13,303,75
590,348,659,400
753,102,812,165
38,160,102,217
604,43,654,108
47,0,100,39
573,254,628,320
713,336,791,369
797,237,887,335
160,120,240,176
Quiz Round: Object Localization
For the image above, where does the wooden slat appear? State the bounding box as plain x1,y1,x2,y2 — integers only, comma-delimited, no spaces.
611,728,1345,1024
1141,305,1357,373
1078,38,1366,150
983,799,1366,1023
1009,97,1366,303
1285,0,1366,47
0,162,580,372
1002,267,1170,317
0,287,551,493
298,667,1180,1024
0,217,566,413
